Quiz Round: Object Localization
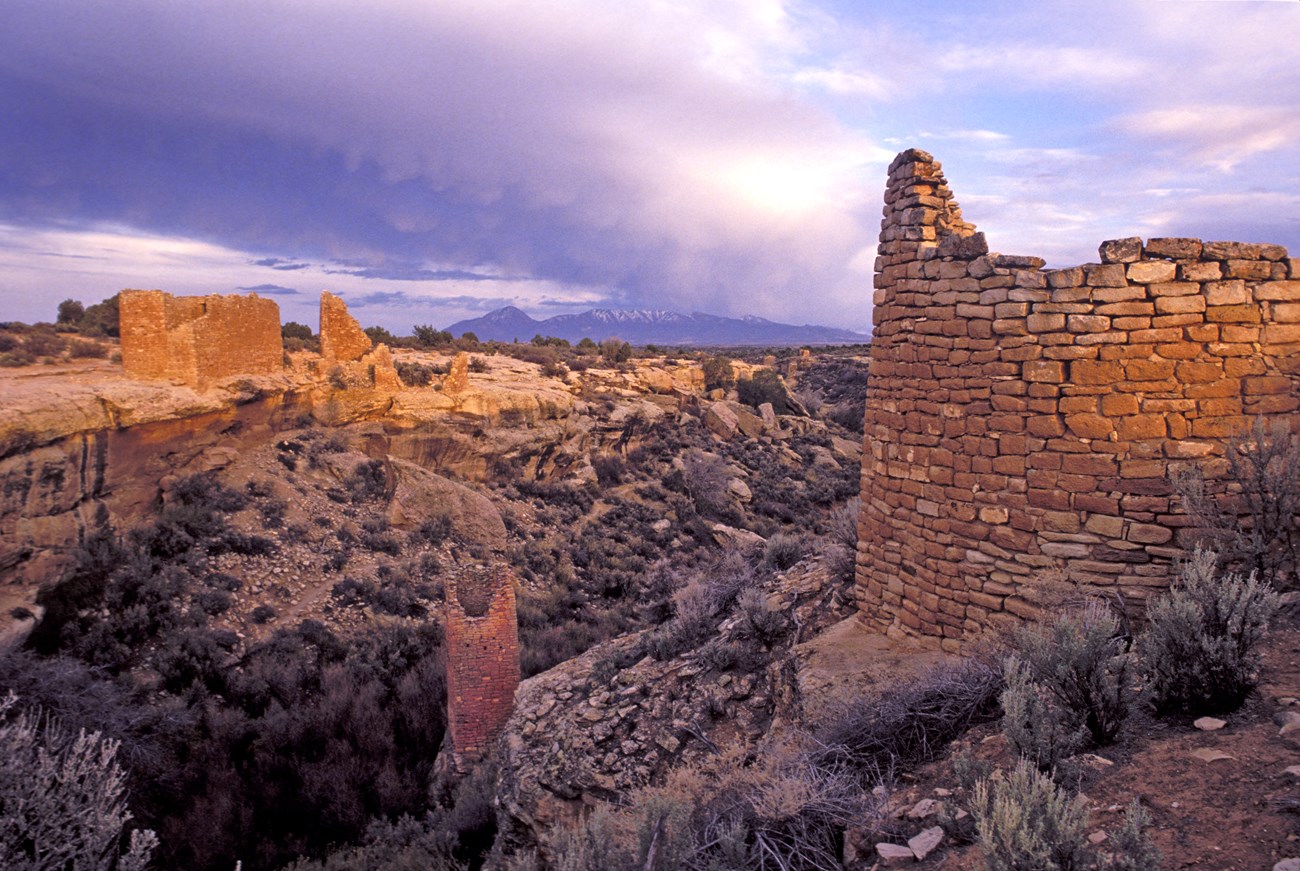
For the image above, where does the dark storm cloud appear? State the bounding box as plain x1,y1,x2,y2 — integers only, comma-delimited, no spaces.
251,258,311,271
0,0,878,326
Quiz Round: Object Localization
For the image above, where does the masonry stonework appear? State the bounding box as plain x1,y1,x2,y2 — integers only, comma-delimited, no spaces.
319,291,373,362
119,290,283,390
856,149,1300,651
445,564,521,765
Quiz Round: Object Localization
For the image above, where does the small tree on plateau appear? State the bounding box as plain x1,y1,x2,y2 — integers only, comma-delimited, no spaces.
56,298,85,326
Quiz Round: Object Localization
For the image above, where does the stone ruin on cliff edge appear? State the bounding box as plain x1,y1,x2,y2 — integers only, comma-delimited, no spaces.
856,148,1300,651
119,289,283,390
318,291,401,391
444,564,521,770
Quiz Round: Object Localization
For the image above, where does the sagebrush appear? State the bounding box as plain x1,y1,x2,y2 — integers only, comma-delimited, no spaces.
1140,547,1278,714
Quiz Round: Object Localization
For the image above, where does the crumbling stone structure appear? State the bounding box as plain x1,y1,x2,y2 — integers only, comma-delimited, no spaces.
445,564,520,765
119,290,283,390
317,291,401,391
319,291,373,362
856,149,1300,650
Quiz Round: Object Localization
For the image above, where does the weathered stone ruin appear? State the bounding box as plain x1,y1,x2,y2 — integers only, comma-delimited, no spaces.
856,148,1300,650
119,289,283,390
319,290,373,362
445,564,521,766
316,291,401,391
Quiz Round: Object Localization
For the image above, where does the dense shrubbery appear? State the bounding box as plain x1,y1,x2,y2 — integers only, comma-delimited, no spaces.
1004,601,1130,748
1139,548,1279,714
536,741,868,871
972,760,1088,871
794,357,869,435
701,354,735,391
1172,417,1300,588
29,476,271,668
0,693,158,870
736,369,791,414
972,761,1159,871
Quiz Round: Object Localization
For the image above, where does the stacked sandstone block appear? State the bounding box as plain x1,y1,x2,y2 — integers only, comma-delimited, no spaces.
317,291,402,391
119,289,283,390
445,564,521,764
856,149,1300,651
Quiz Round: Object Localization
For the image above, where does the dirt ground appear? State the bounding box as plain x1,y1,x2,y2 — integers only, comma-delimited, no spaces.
856,623,1300,870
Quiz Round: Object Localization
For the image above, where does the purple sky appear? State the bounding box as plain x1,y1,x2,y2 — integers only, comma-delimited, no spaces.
1,0,1297,332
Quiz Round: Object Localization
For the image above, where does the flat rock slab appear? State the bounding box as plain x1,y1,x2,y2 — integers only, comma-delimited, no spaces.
1194,716,1227,731
908,826,944,861
1191,747,1234,763
876,842,915,865
907,798,941,819
793,616,950,722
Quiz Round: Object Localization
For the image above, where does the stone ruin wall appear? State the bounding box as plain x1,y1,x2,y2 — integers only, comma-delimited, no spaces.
319,290,373,362
855,149,1300,651
119,289,283,390
444,564,521,765
316,291,402,392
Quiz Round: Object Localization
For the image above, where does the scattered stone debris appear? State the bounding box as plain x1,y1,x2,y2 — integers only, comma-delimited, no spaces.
908,825,944,860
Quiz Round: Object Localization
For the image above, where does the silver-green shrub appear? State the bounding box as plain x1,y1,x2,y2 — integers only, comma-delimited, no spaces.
1000,656,1086,772
1094,799,1161,871
1008,601,1131,746
972,759,1089,871
0,692,157,870
1140,547,1279,714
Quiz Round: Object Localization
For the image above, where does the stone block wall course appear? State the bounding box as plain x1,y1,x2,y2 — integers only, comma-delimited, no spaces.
856,149,1300,650
119,289,283,390
445,564,521,765
319,291,373,362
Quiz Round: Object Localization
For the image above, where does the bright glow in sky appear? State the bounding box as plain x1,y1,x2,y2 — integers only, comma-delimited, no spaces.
0,0,1297,332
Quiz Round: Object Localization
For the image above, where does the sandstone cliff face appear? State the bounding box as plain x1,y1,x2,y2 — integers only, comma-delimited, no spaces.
0,349,717,639
0,366,316,593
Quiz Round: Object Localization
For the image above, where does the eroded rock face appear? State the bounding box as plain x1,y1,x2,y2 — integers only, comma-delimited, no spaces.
443,352,470,394
319,291,373,362
494,556,854,856
384,458,507,551
0,380,316,591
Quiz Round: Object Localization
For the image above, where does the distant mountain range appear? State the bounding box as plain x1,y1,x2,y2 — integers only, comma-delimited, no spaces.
444,306,870,347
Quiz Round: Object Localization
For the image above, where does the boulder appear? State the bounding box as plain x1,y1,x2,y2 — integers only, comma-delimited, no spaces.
875,842,915,865
809,446,840,470
385,458,507,551
727,478,752,503
709,523,765,551
703,402,739,439
908,826,944,861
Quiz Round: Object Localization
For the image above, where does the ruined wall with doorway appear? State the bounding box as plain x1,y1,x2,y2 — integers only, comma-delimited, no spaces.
856,149,1300,650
